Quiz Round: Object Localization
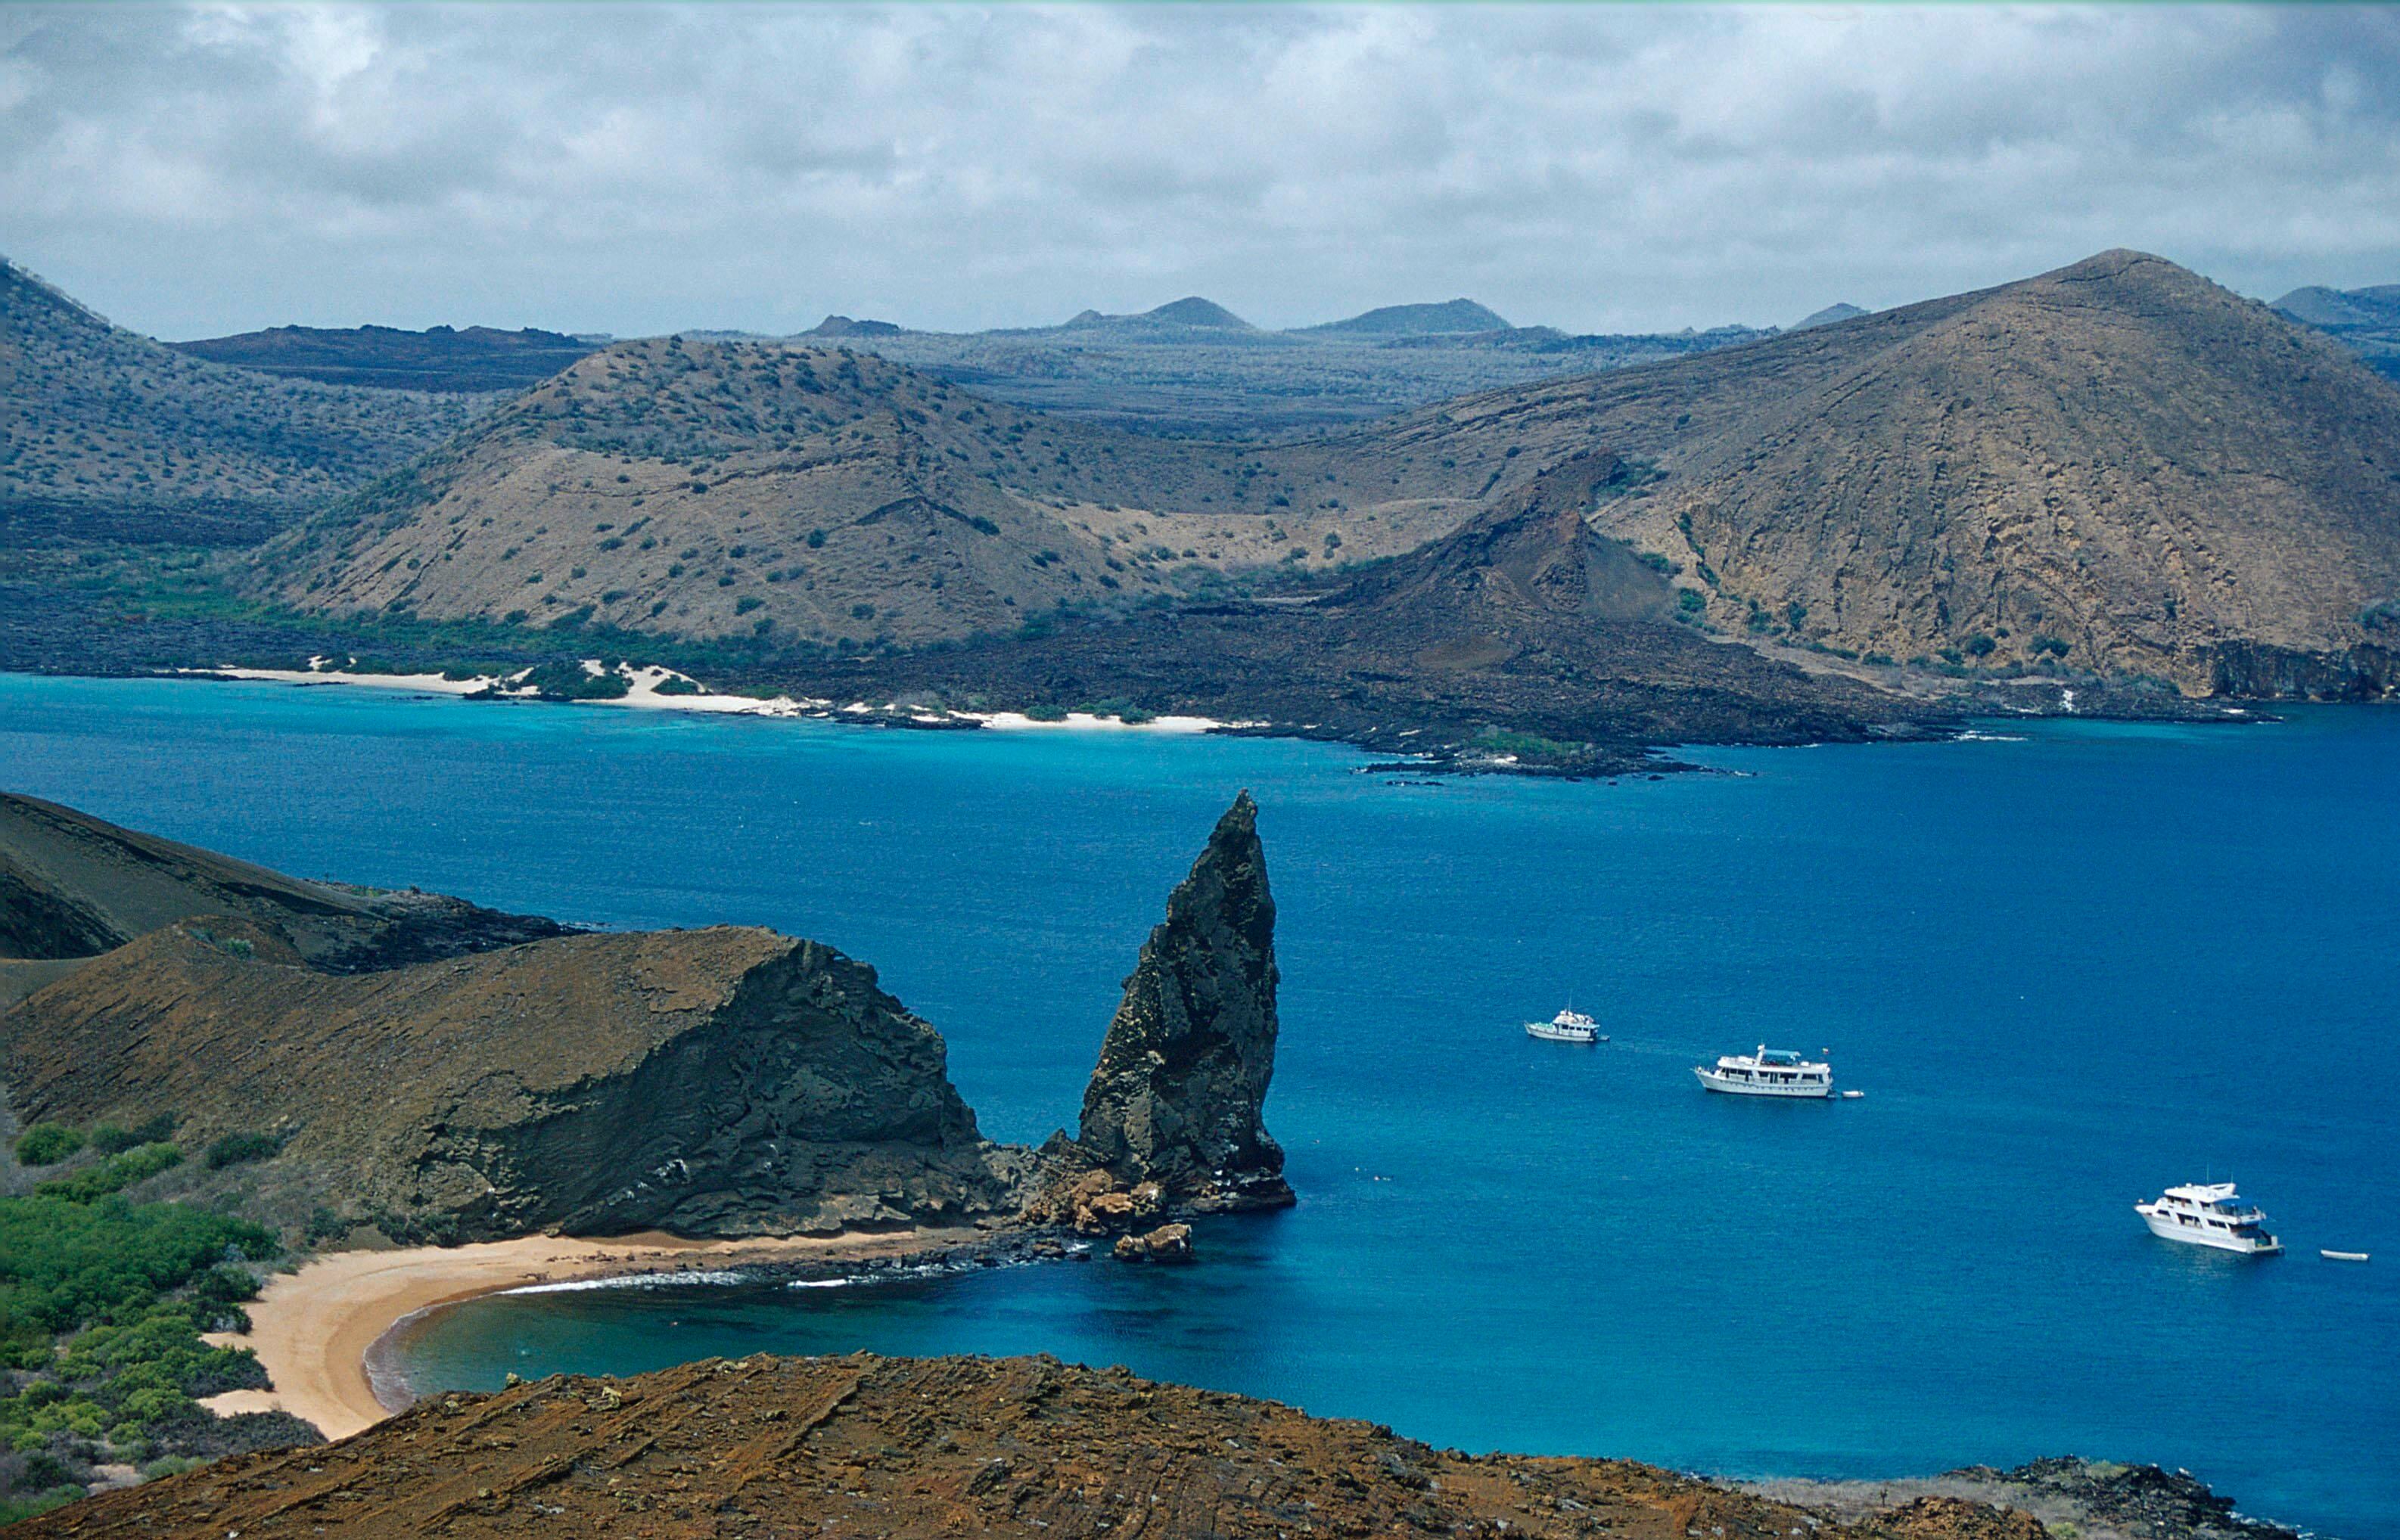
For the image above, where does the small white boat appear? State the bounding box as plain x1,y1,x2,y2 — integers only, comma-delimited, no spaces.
1694,1045,1832,1098
1840,1089,1866,1100
2134,1182,2282,1255
1525,1008,1602,1044
2321,1250,2370,1262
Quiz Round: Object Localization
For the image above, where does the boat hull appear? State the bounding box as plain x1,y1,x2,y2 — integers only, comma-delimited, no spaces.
2137,1206,2282,1254
1526,1024,1597,1043
1693,1067,1830,1098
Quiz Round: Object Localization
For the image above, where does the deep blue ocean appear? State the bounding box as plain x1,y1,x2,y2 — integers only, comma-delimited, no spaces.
3,675,2394,1537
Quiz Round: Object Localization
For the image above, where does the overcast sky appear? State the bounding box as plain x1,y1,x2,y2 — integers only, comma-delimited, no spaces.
4,4,2396,340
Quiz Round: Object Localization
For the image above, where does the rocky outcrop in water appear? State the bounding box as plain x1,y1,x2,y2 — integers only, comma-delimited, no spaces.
1070,790,1292,1212
1111,1222,1195,1262
0,920,1015,1240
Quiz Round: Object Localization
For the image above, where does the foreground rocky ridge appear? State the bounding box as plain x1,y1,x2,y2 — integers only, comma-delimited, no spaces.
11,1353,2290,1540
0,792,1281,1244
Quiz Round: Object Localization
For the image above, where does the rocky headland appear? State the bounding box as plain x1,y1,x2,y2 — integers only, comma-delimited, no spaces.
1,790,1284,1248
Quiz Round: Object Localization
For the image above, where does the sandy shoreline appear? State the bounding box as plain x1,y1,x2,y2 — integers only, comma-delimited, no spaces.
183,663,1241,734
200,1227,977,1440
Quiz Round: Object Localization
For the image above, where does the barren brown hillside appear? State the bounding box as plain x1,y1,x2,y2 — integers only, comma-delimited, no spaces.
0,920,1013,1240
11,1352,2058,1540
1464,250,2400,687
250,338,1575,647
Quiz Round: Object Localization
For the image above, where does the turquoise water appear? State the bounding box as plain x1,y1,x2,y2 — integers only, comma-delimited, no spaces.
3,675,2395,1537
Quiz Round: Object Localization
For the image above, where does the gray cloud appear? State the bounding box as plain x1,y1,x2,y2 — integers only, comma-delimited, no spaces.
3,3,2396,339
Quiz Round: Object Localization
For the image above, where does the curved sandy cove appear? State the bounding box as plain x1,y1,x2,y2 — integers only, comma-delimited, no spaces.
200,1227,974,1439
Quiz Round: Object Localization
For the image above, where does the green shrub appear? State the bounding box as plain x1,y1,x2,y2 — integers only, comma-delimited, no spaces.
0,1486,82,1524
190,1265,260,1306
0,1191,274,1342
516,660,630,702
34,1144,182,1203
13,1125,82,1166
202,1132,281,1172
1022,703,1068,722
1472,728,1583,759
652,676,702,697
88,1116,173,1157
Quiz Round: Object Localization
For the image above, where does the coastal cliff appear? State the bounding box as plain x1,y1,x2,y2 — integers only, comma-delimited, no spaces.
1070,790,1292,1212
0,919,1015,1240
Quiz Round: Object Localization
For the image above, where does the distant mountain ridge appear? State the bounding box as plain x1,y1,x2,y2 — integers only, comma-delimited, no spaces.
2270,282,2400,383
1055,297,1255,334
1302,298,1512,335
1793,303,1868,330
2271,283,2400,330
170,322,597,393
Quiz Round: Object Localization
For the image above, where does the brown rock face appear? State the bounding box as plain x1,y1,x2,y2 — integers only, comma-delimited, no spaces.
1074,791,1291,1211
9,1353,1890,1540
1111,1221,1195,1262
0,922,1012,1240
1879,1497,2050,1540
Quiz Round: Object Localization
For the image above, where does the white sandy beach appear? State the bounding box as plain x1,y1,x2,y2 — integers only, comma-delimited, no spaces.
188,661,1242,733
199,1227,974,1440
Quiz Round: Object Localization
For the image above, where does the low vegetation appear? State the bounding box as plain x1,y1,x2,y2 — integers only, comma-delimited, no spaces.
0,1120,291,1522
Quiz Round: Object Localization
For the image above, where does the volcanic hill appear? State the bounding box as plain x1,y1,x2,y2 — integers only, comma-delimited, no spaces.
244,336,1553,648
0,259,483,546
0,790,561,1006
1301,297,1515,335
2271,281,2400,384
1531,250,2400,689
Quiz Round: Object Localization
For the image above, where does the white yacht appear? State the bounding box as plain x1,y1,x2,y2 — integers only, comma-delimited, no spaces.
1525,1008,1602,1044
2135,1183,2282,1255
1694,1045,1833,1098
